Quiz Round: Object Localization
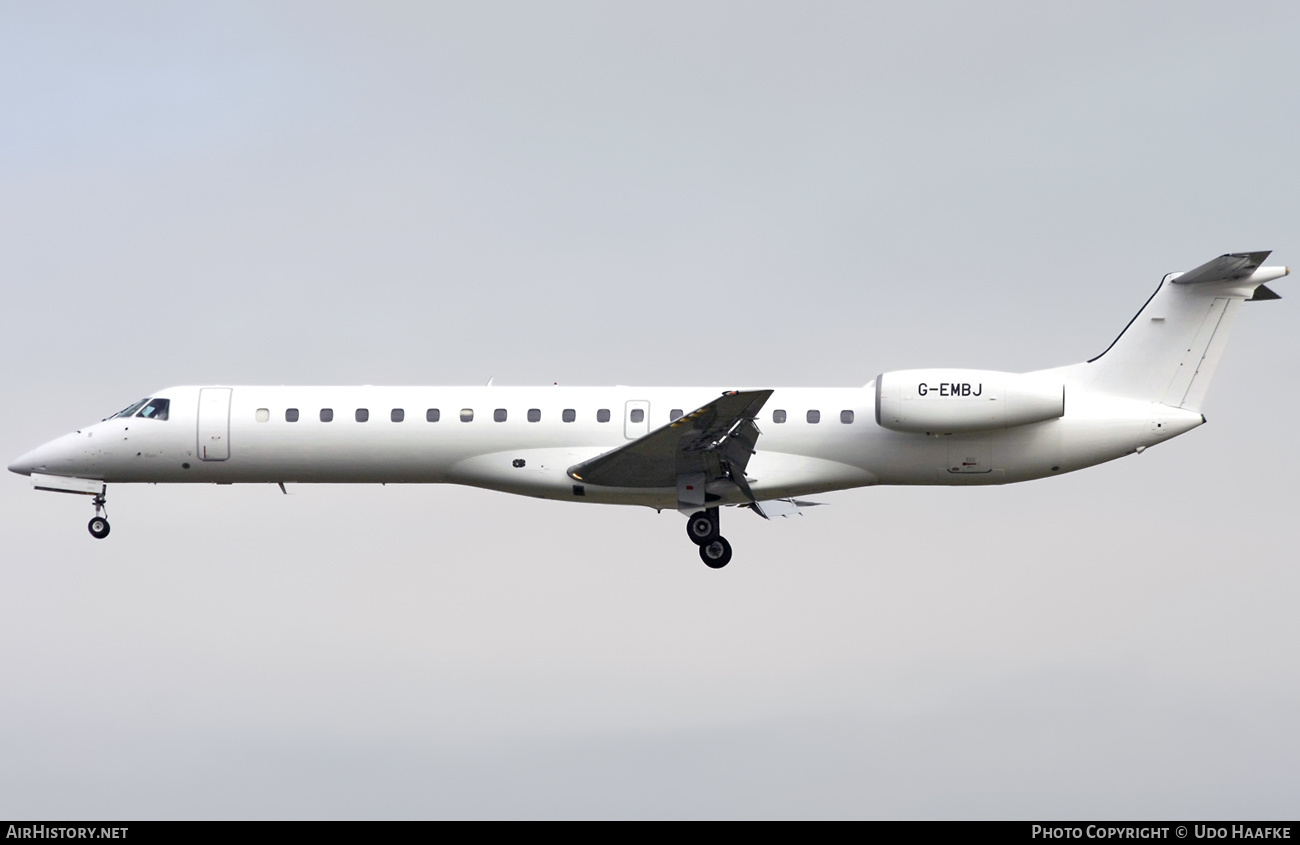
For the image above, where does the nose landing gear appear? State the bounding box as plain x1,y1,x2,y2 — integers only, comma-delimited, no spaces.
87,493,110,539
685,507,732,568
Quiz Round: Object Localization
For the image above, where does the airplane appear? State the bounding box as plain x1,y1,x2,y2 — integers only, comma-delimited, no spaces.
8,252,1288,568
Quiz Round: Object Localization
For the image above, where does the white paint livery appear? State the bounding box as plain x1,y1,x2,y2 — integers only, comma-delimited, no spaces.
8,253,1288,567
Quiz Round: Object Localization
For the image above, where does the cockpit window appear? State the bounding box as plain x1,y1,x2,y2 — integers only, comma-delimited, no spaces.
137,398,170,420
112,399,151,419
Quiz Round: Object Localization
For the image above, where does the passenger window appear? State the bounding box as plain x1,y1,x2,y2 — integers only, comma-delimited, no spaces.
494,409,507,422
841,410,854,424
460,408,474,422
391,408,404,423
562,409,576,423
286,408,300,423
670,409,683,421
426,408,440,422
597,409,610,423
321,408,334,422
356,408,369,423
137,398,170,420
528,409,541,422
807,410,820,424
630,409,644,423
255,408,270,423
772,410,787,424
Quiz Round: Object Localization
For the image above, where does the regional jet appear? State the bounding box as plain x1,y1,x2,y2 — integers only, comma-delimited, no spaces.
9,252,1287,568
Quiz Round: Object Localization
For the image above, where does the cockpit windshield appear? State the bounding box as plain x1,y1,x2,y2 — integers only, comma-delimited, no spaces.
137,398,169,420
112,399,151,419
109,397,170,421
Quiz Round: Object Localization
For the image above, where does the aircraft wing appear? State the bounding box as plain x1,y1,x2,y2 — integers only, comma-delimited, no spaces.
567,390,773,491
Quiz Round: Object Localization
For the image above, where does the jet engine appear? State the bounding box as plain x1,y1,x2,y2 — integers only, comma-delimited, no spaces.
875,369,1064,434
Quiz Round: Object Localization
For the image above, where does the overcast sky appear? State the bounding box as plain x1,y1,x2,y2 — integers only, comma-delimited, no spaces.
2,1,1298,820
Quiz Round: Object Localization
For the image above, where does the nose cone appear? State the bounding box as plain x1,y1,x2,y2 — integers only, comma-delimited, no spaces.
8,448,39,476
9,432,85,476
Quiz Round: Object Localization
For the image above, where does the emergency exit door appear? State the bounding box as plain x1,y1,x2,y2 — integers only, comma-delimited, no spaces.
624,400,650,440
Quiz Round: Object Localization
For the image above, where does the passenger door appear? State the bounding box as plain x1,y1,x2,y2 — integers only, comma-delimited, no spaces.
197,388,232,461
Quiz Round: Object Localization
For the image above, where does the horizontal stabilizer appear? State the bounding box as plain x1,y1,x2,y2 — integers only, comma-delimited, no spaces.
1171,252,1288,296
1173,251,1271,285
1249,284,1282,301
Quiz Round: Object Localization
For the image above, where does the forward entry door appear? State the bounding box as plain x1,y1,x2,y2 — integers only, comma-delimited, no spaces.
197,388,232,461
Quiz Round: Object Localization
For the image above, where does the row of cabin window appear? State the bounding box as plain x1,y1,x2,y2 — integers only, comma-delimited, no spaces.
772,410,855,424
269,407,614,423
259,407,856,424
670,409,854,424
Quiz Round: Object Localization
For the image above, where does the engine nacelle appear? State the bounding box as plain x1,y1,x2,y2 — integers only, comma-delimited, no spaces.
875,369,1064,434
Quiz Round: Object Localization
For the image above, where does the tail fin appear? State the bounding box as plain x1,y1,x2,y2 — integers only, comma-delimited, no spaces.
1068,252,1288,411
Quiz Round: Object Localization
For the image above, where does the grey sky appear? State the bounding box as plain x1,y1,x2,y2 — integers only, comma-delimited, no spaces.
2,1,1298,819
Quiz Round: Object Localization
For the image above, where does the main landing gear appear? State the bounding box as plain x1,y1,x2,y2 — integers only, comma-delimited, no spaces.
88,492,110,539
685,507,732,569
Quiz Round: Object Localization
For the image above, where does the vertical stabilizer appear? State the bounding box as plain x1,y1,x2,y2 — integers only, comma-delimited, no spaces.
1067,253,1287,411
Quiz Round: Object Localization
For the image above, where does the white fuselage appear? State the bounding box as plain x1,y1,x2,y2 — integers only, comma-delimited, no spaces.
9,252,1280,560
10,379,1203,510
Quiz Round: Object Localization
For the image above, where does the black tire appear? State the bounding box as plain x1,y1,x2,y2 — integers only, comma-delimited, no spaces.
88,517,110,539
685,511,718,545
699,536,732,569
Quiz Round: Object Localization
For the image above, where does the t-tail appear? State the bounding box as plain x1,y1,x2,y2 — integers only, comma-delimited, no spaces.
1065,251,1288,411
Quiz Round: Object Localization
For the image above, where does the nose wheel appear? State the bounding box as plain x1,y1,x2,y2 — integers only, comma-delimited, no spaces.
87,493,110,540
685,507,732,568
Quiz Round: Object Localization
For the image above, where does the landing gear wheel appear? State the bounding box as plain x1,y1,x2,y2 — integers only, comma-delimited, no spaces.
88,517,110,539
685,511,719,545
699,536,732,569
